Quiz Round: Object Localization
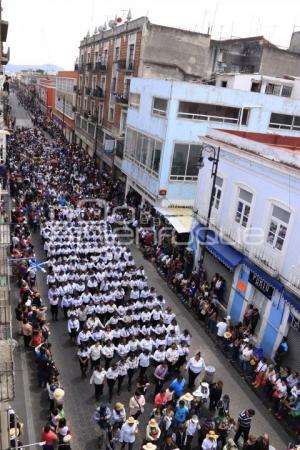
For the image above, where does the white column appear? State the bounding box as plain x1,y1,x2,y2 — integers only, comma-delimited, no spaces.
271,299,290,359
257,296,273,345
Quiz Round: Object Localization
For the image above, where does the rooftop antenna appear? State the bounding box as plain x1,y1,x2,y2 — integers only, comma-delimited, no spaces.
210,0,219,35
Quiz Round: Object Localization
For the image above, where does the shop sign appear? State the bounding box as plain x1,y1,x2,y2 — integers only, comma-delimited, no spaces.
249,270,274,300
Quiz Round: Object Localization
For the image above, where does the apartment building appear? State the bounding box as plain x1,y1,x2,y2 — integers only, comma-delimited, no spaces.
35,76,56,119
52,71,79,143
74,16,211,175
122,76,300,231
192,128,300,367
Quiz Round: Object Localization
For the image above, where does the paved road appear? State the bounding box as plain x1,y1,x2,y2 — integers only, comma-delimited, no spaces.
9,94,289,450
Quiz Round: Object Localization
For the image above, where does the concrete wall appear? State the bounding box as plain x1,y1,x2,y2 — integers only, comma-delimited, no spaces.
289,31,300,54
260,47,300,77
140,24,211,81
124,77,300,206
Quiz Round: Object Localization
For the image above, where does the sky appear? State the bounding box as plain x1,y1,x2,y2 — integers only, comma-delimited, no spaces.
4,0,300,69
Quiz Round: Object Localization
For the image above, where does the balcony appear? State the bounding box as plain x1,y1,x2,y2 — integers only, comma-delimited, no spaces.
91,114,98,123
85,87,91,95
86,62,93,71
79,64,85,72
74,63,79,71
115,93,129,105
126,61,134,72
92,87,104,98
1,20,8,43
1,48,10,66
95,61,107,71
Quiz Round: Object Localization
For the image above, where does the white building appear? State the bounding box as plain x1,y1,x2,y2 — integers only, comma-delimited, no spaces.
192,128,300,368
122,77,300,234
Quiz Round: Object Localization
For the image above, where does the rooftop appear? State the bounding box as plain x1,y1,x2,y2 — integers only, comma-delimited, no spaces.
221,130,300,152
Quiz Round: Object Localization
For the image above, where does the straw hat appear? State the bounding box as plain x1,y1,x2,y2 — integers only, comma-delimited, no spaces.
224,331,232,339
127,416,138,424
191,415,199,423
63,435,72,443
53,388,65,401
143,444,157,450
115,402,124,411
181,392,194,401
9,427,20,440
206,430,219,439
148,418,158,427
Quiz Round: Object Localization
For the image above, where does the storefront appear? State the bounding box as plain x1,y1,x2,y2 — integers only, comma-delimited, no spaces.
282,291,300,372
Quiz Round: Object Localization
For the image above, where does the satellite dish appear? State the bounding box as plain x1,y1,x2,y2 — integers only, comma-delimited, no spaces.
108,19,116,29
127,9,132,21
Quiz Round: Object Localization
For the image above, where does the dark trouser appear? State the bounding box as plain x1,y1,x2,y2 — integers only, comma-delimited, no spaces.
63,306,69,320
188,369,199,388
95,383,104,400
234,426,250,444
107,378,116,402
139,366,148,377
118,375,125,394
121,442,134,450
79,359,88,376
186,435,193,450
127,368,136,391
91,358,100,370
154,378,165,395
24,334,31,348
51,304,58,320
105,357,113,370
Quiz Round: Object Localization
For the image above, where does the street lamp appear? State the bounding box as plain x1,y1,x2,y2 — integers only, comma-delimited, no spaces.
196,143,221,265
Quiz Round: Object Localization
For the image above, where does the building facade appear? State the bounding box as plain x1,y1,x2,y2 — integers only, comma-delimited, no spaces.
52,71,78,143
36,76,55,119
122,77,300,222
74,16,211,173
192,128,300,368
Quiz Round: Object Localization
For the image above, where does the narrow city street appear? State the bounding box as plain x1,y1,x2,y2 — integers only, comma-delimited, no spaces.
9,94,289,450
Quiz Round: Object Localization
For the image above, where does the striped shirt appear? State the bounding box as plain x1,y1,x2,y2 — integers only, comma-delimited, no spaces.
238,410,252,428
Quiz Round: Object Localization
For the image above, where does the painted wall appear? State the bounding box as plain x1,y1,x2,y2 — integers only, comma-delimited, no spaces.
124,77,300,206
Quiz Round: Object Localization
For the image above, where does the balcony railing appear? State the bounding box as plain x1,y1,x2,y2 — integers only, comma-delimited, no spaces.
117,59,127,70
269,122,300,131
177,112,239,124
85,87,91,95
115,93,129,104
92,88,104,98
127,61,134,72
95,62,107,71
86,62,93,70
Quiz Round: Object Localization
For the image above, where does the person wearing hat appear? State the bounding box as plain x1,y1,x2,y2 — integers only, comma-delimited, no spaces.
112,402,126,427
146,418,161,443
143,443,157,450
185,415,200,450
201,430,219,449
120,416,138,450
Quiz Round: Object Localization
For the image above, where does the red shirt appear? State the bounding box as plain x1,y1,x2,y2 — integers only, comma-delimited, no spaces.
41,429,57,445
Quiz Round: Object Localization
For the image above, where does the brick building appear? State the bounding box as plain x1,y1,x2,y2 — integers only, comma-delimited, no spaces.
74,16,211,179
52,71,79,143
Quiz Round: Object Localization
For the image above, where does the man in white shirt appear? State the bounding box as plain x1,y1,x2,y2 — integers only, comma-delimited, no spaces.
120,417,138,450
89,341,102,369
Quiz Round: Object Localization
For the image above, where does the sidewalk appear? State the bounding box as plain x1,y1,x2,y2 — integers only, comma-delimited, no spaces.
130,245,289,450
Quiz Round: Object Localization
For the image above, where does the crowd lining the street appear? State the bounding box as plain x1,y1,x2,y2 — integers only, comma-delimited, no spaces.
6,93,299,450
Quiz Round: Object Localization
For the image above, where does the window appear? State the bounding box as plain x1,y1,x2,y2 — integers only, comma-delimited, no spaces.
129,93,140,110
251,82,261,93
109,107,114,122
241,108,250,126
103,49,108,65
120,111,127,135
124,128,162,177
221,81,228,88
212,176,223,210
170,143,202,181
152,97,168,117
267,205,290,251
281,85,293,97
111,77,117,93
128,44,135,69
115,46,120,61
265,83,281,96
99,105,103,124
269,113,300,131
235,188,253,228
124,79,130,98
178,101,240,124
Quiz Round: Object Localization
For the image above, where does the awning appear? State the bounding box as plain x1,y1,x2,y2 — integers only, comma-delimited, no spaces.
283,290,300,314
191,223,243,271
243,259,283,292
206,240,244,271
155,207,193,234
